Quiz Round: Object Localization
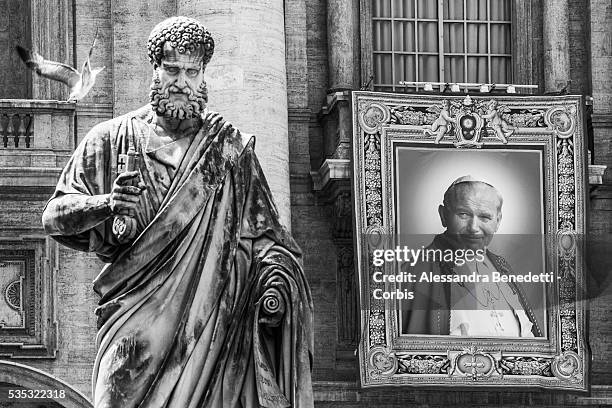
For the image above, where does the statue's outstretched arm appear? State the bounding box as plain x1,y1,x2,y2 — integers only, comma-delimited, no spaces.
42,193,112,236
43,163,145,237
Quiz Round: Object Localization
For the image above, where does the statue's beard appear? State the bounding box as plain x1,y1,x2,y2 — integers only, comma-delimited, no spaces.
149,74,208,120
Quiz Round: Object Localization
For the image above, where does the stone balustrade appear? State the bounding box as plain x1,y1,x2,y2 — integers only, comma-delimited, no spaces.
1,112,33,148
0,100,75,187
0,100,75,151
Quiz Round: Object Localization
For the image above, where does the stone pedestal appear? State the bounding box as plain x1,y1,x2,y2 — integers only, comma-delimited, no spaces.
179,0,291,228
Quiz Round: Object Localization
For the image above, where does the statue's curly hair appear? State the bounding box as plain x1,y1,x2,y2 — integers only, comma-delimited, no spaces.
147,16,215,67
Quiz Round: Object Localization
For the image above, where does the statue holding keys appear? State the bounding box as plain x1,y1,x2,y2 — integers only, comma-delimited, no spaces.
42,16,314,408
112,147,140,243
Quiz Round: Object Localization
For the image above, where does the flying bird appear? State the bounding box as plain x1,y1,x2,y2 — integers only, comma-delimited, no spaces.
16,28,105,102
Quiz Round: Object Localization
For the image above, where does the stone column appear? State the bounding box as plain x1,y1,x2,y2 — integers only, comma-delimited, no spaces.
111,0,177,114
178,0,291,228
512,0,543,89
543,0,571,92
327,0,356,91
324,0,357,169
590,0,612,167
31,0,73,100
321,0,359,373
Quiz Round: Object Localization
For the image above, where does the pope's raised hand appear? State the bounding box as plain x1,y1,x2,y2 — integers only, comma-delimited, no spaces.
109,171,146,217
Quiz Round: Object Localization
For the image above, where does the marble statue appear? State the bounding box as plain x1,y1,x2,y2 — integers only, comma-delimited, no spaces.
42,16,313,408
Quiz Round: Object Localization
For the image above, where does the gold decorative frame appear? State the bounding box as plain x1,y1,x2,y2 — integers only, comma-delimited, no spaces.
352,91,588,390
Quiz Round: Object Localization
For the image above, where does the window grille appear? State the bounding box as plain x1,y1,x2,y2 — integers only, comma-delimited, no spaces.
372,0,512,91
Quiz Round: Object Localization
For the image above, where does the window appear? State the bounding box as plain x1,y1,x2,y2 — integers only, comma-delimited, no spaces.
372,0,512,91
0,240,59,358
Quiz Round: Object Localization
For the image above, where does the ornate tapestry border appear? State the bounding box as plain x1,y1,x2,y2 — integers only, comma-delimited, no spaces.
352,92,588,390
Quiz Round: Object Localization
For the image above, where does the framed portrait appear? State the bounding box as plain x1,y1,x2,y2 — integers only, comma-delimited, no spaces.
352,91,589,390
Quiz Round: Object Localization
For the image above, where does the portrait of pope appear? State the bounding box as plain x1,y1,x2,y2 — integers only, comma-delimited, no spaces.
401,175,543,337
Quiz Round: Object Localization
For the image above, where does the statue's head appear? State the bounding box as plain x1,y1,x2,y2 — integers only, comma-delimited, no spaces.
147,16,215,120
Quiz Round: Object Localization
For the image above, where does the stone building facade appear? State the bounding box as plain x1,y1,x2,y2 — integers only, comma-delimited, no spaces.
0,0,610,407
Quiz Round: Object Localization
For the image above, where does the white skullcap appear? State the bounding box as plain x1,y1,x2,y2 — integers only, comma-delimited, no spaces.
448,175,494,188
443,175,503,209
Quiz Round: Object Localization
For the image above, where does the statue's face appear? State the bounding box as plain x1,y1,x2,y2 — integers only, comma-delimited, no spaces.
438,183,502,250
150,43,207,119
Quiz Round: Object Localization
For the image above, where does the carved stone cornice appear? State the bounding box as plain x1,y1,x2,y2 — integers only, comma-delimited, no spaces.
288,107,312,123
312,382,612,405
0,168,63,189
589,164,608,185
319,91,353,161
75,103,114,117
320,91,351,116
310,158,351,200
0,99,75,113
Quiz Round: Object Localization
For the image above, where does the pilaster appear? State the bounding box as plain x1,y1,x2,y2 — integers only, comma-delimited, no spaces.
313,90,357,375
590,0,612,166
30,0,74,101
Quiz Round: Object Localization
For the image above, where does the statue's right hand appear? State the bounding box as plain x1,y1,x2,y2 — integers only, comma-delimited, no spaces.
109,171,146,216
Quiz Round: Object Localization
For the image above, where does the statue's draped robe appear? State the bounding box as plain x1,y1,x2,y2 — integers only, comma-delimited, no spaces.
46,106,314,408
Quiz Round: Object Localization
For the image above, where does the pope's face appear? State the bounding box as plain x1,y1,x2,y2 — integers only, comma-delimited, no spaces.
438,183,502,250
150,43,207,119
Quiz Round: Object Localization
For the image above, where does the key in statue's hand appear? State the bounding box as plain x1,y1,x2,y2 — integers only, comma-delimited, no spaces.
109,171,146,217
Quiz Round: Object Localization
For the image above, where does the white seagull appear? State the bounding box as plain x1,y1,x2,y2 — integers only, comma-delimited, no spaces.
16,29,105,102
